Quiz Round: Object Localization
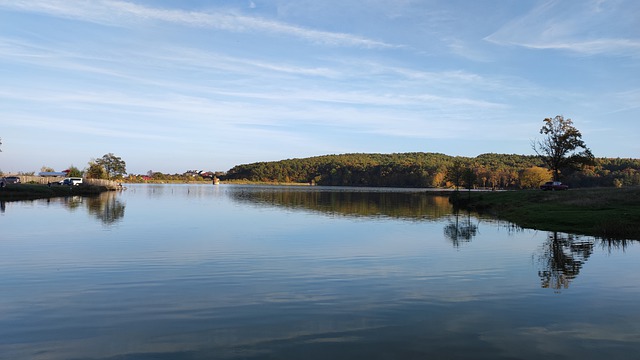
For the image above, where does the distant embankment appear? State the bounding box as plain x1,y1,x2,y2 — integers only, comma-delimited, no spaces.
16,176,122,190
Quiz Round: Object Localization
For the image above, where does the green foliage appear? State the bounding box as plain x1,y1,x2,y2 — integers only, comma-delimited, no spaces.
445,159,465,190
151,172,166,180
225,153,538,188
96,153,126,179
225,153,456,187
67,165,83,177
125,171,217,183
463,166,477,191
86,160,108,179
222,152,640,189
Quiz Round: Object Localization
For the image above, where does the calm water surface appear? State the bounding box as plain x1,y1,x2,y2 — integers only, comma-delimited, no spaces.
1,184,639,359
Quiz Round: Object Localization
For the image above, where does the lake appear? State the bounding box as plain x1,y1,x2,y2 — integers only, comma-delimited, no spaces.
1,184,639,359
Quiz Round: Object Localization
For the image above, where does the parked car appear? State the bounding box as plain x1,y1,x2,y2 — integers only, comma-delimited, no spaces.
60,177,83,186
540,181,568,191
4,176,21,184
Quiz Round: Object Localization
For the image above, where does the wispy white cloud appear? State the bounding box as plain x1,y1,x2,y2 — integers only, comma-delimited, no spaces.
594,88,640,115
9,113,173,141
0,36,147,82
0,74,513,150
485,0,640,56
0,0,397,48
151,46,341,78
445,38,490,62
513,38,640,55
0,35,340,91
0,35,512,112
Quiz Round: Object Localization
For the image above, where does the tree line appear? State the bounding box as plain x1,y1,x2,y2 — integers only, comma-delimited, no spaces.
3,116,635,188
223,116,639,189
222,152,640,189
20,153,128,180
126,171,225,183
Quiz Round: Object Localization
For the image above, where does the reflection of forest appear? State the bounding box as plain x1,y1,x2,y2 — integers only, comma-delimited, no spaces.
537,232,594,291
85,192,126,225
231,189,453,220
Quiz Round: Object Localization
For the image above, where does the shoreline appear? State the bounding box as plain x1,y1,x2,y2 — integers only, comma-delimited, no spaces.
0,183,111,201
450,187,640,240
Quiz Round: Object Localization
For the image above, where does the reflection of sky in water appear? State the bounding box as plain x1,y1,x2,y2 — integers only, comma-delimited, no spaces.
1,184,639,359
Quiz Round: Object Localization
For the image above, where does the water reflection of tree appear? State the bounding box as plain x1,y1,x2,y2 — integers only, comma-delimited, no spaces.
443,210,478,247
86,192,126,225
537,231,594,291
61,196,84,211
599,238,631,252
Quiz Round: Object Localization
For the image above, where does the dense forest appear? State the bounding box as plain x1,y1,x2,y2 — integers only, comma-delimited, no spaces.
222,153,640,189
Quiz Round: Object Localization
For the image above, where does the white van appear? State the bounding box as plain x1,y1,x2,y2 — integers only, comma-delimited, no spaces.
60,177,83,186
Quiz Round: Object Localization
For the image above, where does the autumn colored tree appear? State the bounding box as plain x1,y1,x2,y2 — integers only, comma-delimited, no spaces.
520,166,552,189
533,116,594,181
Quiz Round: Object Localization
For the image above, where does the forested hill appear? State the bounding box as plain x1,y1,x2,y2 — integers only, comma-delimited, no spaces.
223,152,640,189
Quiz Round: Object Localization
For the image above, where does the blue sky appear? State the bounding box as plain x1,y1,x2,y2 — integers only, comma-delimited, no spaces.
1,0,638,174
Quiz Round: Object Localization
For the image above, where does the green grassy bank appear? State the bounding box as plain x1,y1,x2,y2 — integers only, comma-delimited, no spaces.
0,184,109,201
451,187,640,240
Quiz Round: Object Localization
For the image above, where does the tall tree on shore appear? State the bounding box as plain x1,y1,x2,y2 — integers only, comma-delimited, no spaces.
533,116,594,181
96,153,127,179
446,159,465,190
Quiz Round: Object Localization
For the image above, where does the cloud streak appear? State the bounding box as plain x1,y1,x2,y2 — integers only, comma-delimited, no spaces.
485,0,640,56
0,0,397,48
0,35,513,112
510,38,640,55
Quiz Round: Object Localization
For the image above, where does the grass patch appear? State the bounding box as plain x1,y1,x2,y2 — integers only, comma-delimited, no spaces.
452,187,640,240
